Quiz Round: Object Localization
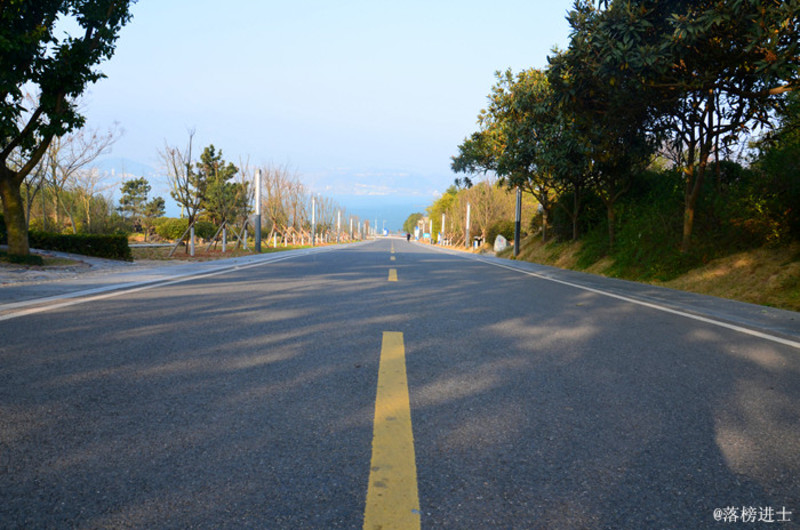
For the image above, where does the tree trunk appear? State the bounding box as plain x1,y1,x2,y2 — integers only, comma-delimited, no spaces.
681,164,706,253
607,203,616,250
572,187,581,241
0,171,30,255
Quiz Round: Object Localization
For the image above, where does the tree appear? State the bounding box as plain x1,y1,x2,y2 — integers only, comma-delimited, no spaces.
142,196,165,241
453,69,559,241
163,131,203,227
0,1,134,256
403,213,424,234
576,0,800,252
44,123,120,232
196,144,242,226
118,177,150,223
548,5,656,249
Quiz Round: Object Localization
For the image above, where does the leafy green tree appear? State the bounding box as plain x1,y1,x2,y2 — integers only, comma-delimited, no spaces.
141,196,165,240
118,177,150,221
427,186,457,237
548,5,656,249
453,69,560,241
196,145,245,226
402,212,423,234
0,1,134,256
144,197,166,219
573,0,800,252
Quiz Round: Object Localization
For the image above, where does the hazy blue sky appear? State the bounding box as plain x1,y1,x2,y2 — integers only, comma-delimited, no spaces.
82,1,577,228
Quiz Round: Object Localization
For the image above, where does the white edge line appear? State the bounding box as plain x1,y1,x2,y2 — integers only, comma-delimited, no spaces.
0,246,338,322
426,245,800,350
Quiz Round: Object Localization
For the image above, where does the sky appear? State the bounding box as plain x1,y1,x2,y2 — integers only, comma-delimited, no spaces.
81,1,577,230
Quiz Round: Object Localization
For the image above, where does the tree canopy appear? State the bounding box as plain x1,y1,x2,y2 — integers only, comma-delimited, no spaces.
0,0,135,255
452,0,800,252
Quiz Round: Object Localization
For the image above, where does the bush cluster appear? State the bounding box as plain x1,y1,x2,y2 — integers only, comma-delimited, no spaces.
487,219,516,246
0,213,6,245
29,231,132,261
154,218,216,241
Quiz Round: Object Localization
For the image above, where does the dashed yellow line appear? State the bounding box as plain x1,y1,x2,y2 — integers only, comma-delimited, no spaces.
388,268,398,282
364,332,420,530
390,256,396,261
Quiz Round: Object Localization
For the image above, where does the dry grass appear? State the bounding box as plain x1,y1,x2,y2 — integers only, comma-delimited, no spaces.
130,244,309,262
512,236,800,311
655,244,800,311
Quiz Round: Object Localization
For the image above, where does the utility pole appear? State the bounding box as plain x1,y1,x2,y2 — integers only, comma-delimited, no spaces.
254,169,262,253
465,202,471,249
311,196,316,246
514,186,521,257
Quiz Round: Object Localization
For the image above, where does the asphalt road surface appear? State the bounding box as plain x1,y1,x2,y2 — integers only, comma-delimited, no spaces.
1,239,799,529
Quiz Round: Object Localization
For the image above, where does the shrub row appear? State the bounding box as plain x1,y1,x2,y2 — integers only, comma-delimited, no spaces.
29,231,132,261
154,218,217,241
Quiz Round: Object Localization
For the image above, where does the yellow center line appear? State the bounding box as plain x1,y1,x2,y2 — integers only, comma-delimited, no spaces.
390,256,396,261
388,268,398,282
364,332,420,530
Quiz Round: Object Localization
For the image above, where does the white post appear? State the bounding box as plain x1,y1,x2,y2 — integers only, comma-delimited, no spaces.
442,213,446,244
337,210,341,244
254,169,262,252
465,202,471,249
190,224,195,257
222,226,227,253
311,196,316,246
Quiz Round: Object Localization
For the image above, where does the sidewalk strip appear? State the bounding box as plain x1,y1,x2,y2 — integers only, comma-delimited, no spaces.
364,332,420,530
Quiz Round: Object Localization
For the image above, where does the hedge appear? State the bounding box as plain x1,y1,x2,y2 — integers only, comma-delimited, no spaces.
155,218,217,241
0,213,6,245
29,231,132,261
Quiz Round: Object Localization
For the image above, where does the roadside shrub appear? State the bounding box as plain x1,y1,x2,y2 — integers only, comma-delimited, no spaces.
195,221,216,240
28,231,132,261
487,219,516,246
0,213,6,244
155,218,189,240
0,250,44,266
155,218,217,241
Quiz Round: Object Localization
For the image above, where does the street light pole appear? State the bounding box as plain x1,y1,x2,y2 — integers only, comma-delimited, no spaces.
254,169,262,253
465,202,471,249
514,186,521,257
311,196,316,246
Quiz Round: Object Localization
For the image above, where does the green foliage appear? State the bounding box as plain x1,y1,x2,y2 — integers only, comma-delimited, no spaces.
196,145,245,225
194,221,216,240
487,220,515,245
155,218,188,240
0,212,5,244
118,177,151,219
154,218,215,241
0,1,135,256
28,231,132,261
144,197,166,219
0,250,44,266
402,212,424,234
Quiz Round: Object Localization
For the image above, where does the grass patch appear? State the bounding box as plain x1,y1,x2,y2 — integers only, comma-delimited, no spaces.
130,244,315,261
0,250,44,266
0,249,84,267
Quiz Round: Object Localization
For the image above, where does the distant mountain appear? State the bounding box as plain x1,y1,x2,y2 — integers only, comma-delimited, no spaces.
92,157,159,179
